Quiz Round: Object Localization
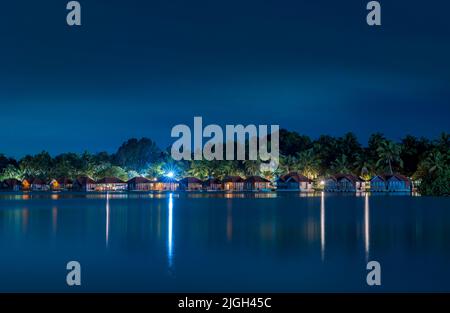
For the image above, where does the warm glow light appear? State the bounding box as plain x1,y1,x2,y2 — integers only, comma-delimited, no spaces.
320,181,325,185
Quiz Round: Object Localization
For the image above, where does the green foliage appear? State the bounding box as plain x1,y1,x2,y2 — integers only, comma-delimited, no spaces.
419,167,450,196
243,159,261,176
94,165,128,181
336,132,362,165
146,161,165,179
400,135,431,176
376,140,403,175
353,152,375,180
0,165,25,180
0,132,447,195
188,160,213,180
295,149,320,179
114,138,161,173
331,154,351,174
417,149,450,196
279,129,312,156
19,151,53,178
0,154,18,171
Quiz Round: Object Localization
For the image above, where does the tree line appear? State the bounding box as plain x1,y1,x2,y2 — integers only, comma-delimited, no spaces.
0,131,449,196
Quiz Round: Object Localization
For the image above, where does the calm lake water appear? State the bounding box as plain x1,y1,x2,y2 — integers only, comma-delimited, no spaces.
0,192,449,292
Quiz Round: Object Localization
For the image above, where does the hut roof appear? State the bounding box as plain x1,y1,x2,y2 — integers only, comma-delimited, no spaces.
2,178,21,186
180,177,203,184
244,176,270,183
97,177,125,184
75,176,96,185
282,172,311,183
56,177,73,184
222,176,244,183
127,176,151,184
24,178,46,185
203,178,222,184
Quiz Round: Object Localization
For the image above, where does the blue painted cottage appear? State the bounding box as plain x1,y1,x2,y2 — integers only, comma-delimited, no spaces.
370,174,411,192
276,172,313,192
324,174,366,192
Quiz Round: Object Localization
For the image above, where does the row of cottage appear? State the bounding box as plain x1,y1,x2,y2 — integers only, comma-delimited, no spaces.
0,176,273,192
0,172,412,193
277,172,411,192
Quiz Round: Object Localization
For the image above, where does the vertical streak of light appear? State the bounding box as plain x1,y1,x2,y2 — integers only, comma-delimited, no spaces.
106,192,110,247
320,192,325,262
168,193,174,268
364,193,370,261
52,207,58,235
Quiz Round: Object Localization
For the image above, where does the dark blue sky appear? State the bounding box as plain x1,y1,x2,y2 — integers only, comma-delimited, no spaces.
0,0,449,157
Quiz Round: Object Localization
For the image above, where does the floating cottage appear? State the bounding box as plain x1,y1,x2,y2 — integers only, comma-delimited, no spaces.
50,178,73,191
202,178,223,191
127,176,153,191
179,177,203,191
1,178,22,191
244,176,271,191
96,177,127,192
370,174,411,192
276,172,313,192
22,178,49,191
222,176,244,191
72,176,97,192
324,174,366,192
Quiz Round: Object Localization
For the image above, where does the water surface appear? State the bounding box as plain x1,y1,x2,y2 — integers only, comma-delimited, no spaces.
0,192,449,292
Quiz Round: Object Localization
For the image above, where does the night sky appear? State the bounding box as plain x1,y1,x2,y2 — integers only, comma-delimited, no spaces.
0,0,449,157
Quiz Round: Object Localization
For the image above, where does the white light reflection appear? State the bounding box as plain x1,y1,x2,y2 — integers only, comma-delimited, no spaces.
364,193,370,261
106,192,110,247
320,191,325,261
168,193,174,270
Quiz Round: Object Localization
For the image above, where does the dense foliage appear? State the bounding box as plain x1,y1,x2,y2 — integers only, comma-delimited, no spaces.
0,131,448,195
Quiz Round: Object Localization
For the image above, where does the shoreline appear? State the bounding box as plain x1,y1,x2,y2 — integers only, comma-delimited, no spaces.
0,190,416,196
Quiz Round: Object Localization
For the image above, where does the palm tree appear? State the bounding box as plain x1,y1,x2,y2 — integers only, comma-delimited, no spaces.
296,149,320,179
280,154,297,174
0,165,25,180
353,152,374,180
243,159,261,176
260,169,274,181
146,161,164,179
215,161,242,178
436,132,450,153
376,140,403,175
331,154,351,174
188,160,211,180
423,151,447,174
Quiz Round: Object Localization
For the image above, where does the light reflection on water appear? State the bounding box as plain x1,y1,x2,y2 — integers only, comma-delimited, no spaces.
0,192,449,292
106,192,110,247
168,193,174,271
321,192,325,261
365,193,370,261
